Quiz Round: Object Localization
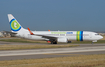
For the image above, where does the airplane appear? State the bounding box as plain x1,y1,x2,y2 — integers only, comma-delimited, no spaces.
7,14,103,44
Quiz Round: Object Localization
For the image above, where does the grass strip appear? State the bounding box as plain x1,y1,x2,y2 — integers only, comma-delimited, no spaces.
0,39,46,43
0,54,105,67
0,44,79,50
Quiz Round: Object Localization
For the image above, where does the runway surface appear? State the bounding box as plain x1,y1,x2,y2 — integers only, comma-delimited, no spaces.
0,41,105,61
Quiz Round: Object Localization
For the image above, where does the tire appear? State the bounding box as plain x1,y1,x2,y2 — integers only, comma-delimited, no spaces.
51,41,57,44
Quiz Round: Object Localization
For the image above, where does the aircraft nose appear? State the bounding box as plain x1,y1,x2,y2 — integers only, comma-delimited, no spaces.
100,36,103,39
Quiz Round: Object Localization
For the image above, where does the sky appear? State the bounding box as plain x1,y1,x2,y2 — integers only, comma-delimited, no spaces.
0,0,105,32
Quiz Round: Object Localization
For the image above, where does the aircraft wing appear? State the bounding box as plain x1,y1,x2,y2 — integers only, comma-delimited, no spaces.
27,28,57,40
40,35,57,39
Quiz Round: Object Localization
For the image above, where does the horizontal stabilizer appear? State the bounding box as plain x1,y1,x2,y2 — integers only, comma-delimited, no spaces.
3,31,17,34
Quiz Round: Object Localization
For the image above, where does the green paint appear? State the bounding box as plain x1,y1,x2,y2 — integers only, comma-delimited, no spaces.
51,32,66,34
11,20,20,30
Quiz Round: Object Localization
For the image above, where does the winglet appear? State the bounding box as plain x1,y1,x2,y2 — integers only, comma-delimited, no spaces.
27,28,34,35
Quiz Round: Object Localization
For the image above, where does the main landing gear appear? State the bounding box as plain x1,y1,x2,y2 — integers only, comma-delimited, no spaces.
51,40,57,44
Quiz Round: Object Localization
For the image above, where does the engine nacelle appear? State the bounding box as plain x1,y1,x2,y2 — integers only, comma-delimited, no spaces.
57,38,68,43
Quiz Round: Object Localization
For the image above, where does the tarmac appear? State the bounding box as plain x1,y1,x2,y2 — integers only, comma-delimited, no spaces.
0,41,105,61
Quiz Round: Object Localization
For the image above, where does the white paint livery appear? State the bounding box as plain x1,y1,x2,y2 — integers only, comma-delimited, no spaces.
7,14,103,44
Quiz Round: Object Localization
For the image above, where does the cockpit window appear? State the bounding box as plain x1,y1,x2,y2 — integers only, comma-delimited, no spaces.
95,34,99,35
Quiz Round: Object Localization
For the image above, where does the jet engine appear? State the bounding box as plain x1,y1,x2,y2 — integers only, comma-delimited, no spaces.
57,38,68,43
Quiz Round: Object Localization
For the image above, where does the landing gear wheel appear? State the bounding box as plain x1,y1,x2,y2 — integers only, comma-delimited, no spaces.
51,41,57,44
67,41,72,43
54,41,57,44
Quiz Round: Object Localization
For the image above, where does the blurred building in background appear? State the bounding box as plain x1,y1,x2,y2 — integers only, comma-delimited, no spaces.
0,31,11,37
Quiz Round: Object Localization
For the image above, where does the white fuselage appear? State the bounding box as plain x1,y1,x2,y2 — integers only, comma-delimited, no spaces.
15,28,103,42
